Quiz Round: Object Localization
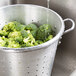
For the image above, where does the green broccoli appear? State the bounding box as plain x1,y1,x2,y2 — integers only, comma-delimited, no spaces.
21,43,26,47
25,42,34,47
44,35,53,42
0,21,54,48
0,36,6,47
31,30,37,38
14,21,26,31
34,40,43,46
21,30,28,38
3,22,16,31
0,30,8,36
25,23,38,30
8,40,21,48
36,24,52,40
8,31,21,38
23,30,35,47
16,24,26,31
8,31,23,42
25,23,38,37
3,21,26,32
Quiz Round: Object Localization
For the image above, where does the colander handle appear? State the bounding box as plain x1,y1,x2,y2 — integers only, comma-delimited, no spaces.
63,18,75,34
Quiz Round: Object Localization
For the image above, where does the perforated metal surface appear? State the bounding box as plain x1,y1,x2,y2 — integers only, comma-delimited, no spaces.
0,42,58,76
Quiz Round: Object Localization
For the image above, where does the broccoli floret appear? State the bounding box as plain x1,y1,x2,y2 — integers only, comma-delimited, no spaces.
3,21,26,32
23,30,35,47
25,42,34,47
44,35,53,42
31,30,37,38
25,23,38,30
36,40,43,44
34,40,43,46
21,30,28,38
0,37,6,47
14,21,26,31
25,24,38,37
21,43,26,47
3,22,16,31
15,24,25,31
8,40,21,48
8,31,21,38
0,30,8,36
15,36,23,42
36,24,52,40
8,31,23,42
1,36,9,47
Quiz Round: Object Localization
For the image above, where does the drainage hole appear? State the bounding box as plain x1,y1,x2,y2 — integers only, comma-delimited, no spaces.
38,21,39,23
43,61,45,63
42,72,44,74
46,73,48,75
36,64,38,66
44,56,46,58
5,22,7,23
27,72,30,74
36,70,38,71
27,67,30,68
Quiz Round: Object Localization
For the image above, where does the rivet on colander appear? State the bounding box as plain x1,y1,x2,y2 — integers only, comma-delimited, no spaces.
60,37,62,39
58,41,61,44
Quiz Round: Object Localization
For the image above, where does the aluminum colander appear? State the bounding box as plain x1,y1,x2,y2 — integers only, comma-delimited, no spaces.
0,4,75,76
